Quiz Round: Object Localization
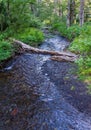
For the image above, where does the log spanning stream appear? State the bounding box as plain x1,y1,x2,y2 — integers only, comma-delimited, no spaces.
0,35,91,130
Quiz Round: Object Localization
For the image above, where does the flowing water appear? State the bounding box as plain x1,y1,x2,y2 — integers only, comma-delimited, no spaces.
0,34,91,130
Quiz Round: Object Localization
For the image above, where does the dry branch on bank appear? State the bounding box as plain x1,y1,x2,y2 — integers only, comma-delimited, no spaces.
12,39,78,62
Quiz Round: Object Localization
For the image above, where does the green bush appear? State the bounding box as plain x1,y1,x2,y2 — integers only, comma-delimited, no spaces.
0,32,8,40
66,25,82,40
80,25,91,36
52,22,82,40
51,21,91,41
0,27,44,62
29,16,42,28
75,56,91,91
0,32,14,61
51,15,66,29
69,25,91,88
69,36,91,54
58,24,82,40
76,57,91,70
15,28,44,47
0,40,14,61
53,22,66,32
69,25,91,54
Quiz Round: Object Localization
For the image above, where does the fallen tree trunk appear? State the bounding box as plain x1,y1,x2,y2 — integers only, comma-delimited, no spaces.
51,56,77,62
12,39,78,62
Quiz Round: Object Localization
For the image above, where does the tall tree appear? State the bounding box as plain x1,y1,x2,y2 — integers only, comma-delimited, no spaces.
79,0,85,26
67,0,75,27
58,0,63,17
54,0,58,15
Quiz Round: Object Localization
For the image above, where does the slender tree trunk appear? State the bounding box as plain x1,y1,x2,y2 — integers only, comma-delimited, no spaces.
71,0,75,24
67,0,71,27
36,0,42,17
7,0,10,12
54,0,58,15
30,4,35,14
7,0,10,19
58,0,63,17
67,0,75,27
54,0,63,17
79,0,85,26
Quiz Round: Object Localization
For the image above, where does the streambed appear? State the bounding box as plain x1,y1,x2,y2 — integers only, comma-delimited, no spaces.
0,35,91,130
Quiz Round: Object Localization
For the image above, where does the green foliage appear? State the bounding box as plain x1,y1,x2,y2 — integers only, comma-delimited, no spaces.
66,25,82,40
29,16,42,28
0,0,43,31
70,25,91,53
0,40,14,61
0,32,8,40
51,19,68,38
0,27,44,62
73,58,91,92
14,28,44,47
52,22,82,41
76,56,91,69
87,85,91,94
69,36,91,54
52,22,66,31
69,25,91,88
80,25,91,36
36,1,54,22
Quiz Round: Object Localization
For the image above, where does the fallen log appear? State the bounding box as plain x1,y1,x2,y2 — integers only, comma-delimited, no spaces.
12,39,78,62
51,56,77,62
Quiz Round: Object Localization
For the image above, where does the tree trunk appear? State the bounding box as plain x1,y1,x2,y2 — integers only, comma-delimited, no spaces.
7,0,10,25
67,0,75,27
79,0,85,26
54,0,58,15
58,0,63,17
54,0,63,17
51,55,77,62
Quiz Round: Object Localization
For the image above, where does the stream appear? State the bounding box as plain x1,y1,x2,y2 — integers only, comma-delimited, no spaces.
0,34,91,130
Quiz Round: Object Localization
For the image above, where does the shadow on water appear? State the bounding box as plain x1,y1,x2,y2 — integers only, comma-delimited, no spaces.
0,35,91,130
